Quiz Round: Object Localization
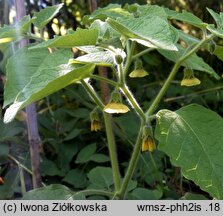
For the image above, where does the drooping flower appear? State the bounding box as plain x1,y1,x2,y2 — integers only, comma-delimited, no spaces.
91,119,101,132
129,69,149,78
90,108,101,132
181,68,201,87
103,102,130,114
142,136,156,152
181,77,201,86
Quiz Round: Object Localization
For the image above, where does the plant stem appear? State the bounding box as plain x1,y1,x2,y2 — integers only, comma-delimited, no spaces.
8,155,32,175
118,64,146,122
117,123,144,199
164,85,223,102
146,35,213,116
81,79,104,109
121,85,146,122
81,79,121,192
123,41,136,75
91,74,117,87
103,112,121,191
132,48,155,60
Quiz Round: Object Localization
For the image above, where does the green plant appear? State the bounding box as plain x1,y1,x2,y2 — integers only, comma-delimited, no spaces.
1,3,223,199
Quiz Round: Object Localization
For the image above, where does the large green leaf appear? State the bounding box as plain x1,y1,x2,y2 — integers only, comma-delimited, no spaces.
30,28,99,49
158,45,220,79
128,188,163,200
137,5,167,18
3,47,95,123
22,184,76,200
33,4,63,29
207,8,223,28
155,104,223,199
76,143,97,163
107,16,178,51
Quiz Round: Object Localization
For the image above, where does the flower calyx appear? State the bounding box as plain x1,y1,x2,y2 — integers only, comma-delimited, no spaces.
103,90,130,114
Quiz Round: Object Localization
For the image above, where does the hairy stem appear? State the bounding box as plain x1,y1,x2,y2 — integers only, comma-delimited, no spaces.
103,113,121,191
91,74,117,87
117,123,144,199
146,35,213,116
81,79,121,192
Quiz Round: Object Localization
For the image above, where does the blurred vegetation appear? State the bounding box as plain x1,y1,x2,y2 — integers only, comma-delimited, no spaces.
0,0,222,199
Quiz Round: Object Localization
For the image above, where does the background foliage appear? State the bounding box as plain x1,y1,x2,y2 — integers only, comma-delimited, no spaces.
0,0,222,200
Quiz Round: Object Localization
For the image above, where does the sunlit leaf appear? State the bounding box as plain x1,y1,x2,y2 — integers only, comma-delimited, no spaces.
158,45,220,79
3,47,95,123
30,28,99,49
107,16,178,50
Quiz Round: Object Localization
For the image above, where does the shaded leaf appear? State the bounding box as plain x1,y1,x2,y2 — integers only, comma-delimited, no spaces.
76,143,97,163
62,169,88,189
128,188,163,200
33,4,63,29
89,154,110,163
180,192,208,200
87,167,113,189
107,16,178,50
41,158,63,176
22,184,75,200
64,128,82,141
155,104,223,199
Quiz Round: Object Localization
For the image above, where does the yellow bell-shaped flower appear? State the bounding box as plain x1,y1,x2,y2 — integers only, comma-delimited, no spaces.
181,77,201,86
142,136,156,152
181,68,201,87
90,108,101,132
129,69,149,78
91,119,101,132
103,102,130,114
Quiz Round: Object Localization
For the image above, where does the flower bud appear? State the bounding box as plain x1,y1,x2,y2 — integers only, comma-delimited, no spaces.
115,54,123,65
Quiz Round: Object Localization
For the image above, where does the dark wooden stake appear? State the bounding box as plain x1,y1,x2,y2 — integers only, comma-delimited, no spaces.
15,0,42,188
